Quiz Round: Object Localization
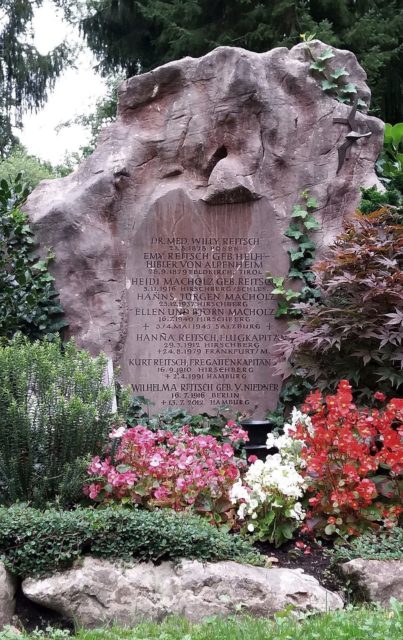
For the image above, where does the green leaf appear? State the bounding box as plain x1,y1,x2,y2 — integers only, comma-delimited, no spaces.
304,216,320,230
284,289,301,301
309,60,326,72
321,79,338,91
306,196,318,209
336,95,351,104
288,249,305,261
288,268,305,279
330,67,348,80
325,524,336,535
299,239,316,252
275,303,290,318
340,83,357,94
391,123,403,146
317,48,335,61
291,205,308,219
384,123,393,145
285,226,304,240
270,276,285,287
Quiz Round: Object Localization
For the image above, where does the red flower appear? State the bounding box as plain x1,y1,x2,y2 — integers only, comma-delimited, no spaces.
374,391,386,401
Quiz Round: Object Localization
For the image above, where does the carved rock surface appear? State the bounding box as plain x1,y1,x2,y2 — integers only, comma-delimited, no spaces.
22,557,343,627
0,562,16,629
25,42,383,413
340,559,403,607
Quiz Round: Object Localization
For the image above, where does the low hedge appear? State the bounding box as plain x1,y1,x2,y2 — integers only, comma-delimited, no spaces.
327,527,403,563
0,506,264,578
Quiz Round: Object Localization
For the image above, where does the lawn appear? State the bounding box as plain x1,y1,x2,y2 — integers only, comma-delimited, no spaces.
2,605,402,640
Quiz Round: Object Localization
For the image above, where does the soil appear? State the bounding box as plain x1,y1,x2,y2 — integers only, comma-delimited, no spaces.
14,587,74,634
254,539,344,593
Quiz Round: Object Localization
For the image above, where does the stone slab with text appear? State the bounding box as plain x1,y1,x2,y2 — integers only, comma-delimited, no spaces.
25,41,383,417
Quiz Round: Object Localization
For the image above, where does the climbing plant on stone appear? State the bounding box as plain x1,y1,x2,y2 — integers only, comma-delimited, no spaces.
267,191,320,318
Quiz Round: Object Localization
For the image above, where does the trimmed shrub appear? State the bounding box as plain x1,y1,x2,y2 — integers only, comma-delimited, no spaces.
328,527,403,562
0,506,264,577
0,336,115,505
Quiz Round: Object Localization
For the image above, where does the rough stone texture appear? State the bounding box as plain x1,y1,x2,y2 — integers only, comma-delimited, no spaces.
0,562,16,629
22,557,343,627
340,559,403,607
24,41,383,414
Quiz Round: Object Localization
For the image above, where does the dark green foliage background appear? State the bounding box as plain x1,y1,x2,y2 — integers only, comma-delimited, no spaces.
0,174,67,343
0,506,264,577
75,0,403,122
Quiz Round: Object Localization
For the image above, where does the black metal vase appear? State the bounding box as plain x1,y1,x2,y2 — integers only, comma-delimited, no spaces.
240,419,277,461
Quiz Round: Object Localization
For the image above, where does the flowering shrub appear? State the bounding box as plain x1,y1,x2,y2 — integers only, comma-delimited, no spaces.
85,421,248,524
230,411,307,547
291,381,403,537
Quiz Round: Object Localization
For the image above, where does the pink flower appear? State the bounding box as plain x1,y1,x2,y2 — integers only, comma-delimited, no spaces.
154,486,169,500
149,453,163,468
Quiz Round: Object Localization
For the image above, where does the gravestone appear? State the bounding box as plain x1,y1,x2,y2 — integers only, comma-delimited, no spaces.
25,41,383,417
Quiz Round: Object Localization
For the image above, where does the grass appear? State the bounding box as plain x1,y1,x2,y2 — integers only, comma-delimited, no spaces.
1,604,402,640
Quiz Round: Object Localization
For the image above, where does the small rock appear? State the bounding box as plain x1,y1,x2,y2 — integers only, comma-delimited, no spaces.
0,562,16,629
22,557,343,628
340,559,403,607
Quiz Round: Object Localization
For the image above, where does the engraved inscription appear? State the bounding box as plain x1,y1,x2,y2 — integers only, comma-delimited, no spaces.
121,193,287,416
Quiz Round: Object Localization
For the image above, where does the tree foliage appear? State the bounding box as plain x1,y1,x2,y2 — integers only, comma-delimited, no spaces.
0,144,55,191
71,0,403,122
0,0,70,155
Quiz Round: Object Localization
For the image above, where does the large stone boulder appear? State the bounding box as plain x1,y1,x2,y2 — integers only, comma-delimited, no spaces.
24,42,383,415
340,559,403,607
22,557,343,627
0,562,16,629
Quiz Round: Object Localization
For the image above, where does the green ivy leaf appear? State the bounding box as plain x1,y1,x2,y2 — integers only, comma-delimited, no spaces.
304,217,321,230
319,48,335,61
321,79,338,91
288,268,305,279
309,60,326,72
330,67,348,80
285,226,304,240
284,289,301,301
291,205,308,219
336,95,351,104
288,249,305,261
306,196,318,209
275,303,290,318
340,82,357,94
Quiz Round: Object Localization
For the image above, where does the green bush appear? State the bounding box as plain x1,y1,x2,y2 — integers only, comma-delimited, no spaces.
328,527,403,563
0,336,115,506
0,506,264,578
0,174,67,343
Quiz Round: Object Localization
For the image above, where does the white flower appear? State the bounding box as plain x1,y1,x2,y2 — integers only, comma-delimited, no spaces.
109,425,126,439
247,523,255,532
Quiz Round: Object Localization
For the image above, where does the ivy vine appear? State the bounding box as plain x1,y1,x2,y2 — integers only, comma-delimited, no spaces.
0,174,67,343
266,191,320,426
307,45,366,108
267,191,320,318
